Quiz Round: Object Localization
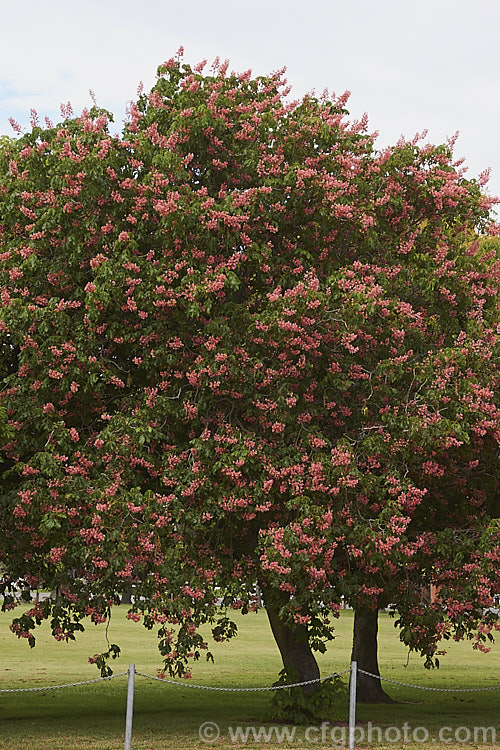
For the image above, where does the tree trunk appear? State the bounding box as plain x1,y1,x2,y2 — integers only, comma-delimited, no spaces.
265,598,320,695
351,608,394,703
120,584,133,605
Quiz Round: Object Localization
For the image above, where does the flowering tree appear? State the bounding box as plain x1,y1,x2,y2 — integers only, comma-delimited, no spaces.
1,54,499,708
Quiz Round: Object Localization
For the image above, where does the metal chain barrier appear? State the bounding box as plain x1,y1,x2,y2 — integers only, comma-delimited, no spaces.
358,668,500,693
0,672,128,693
135,669,351,692
2,666,500,695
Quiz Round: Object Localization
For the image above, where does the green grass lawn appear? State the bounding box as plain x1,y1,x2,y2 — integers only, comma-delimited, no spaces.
0,606,499,749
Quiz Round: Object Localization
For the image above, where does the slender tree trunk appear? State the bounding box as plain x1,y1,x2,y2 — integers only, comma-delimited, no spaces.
120,584,133,605
265,597,320,695
351,608,394,703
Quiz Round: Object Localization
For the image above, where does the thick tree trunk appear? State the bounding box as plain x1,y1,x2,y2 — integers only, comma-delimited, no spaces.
265,599,320,695
351,608,394,703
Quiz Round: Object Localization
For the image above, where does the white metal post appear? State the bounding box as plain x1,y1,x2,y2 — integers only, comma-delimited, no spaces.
124,664,135,750
349,660,357,750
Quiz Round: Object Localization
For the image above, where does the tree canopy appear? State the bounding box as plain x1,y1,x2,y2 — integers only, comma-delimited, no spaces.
1,54,499,687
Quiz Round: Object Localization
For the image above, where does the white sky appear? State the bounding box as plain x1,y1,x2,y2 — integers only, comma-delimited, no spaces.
1,0,499,211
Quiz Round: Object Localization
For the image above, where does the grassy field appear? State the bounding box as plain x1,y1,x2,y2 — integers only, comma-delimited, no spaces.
0,606,499,749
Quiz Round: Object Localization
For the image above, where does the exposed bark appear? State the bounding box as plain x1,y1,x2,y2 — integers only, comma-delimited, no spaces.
265,596,320,695
351,608,394,703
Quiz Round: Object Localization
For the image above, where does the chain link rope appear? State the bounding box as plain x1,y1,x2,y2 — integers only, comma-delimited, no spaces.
358,668,500,693
2,666,500,694
135,669,351,691
0,672,128,693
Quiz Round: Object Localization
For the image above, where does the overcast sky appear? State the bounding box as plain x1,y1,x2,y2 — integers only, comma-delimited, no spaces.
1,0,499,210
